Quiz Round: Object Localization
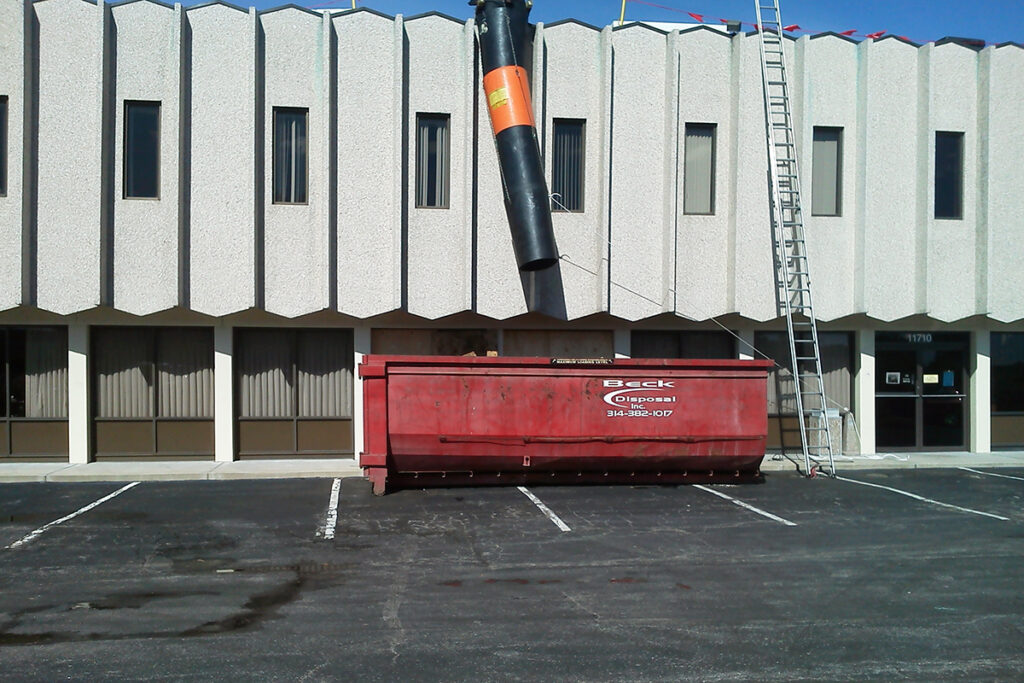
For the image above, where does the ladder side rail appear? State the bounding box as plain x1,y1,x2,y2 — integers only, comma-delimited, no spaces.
755,0,836,475
755,1,811,473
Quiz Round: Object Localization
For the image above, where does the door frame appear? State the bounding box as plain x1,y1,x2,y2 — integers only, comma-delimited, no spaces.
875,332,969,451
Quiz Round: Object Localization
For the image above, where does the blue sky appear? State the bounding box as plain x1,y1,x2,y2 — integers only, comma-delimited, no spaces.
234,0,1023,46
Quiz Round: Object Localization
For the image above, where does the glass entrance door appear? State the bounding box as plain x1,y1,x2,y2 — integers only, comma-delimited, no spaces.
876,332,968,450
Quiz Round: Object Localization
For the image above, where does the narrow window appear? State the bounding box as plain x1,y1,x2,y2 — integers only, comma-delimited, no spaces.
935,131,963,219
0,96,7,196
124,101,160,199
416,113,450,208
551,118,585,212
683,123,716,215
273,107,308,204
811,127,842,216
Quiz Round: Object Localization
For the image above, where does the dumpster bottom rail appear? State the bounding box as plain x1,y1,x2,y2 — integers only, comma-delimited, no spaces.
364,466,764,496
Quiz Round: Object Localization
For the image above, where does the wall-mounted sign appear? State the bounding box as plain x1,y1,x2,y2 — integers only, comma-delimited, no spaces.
903,333,933,344
886,372,900,385
923,374,939,384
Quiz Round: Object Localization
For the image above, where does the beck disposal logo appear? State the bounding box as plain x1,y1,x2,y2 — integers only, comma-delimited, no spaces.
601,379,677,417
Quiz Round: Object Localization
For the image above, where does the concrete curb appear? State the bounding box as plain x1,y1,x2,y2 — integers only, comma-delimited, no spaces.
761,452,1024,473
1,460,363,484
1,454,1022,484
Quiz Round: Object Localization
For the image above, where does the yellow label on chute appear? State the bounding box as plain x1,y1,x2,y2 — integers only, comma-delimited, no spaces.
488,86,510,109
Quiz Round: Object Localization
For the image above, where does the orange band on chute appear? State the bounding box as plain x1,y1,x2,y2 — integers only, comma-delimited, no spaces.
483,65,535,135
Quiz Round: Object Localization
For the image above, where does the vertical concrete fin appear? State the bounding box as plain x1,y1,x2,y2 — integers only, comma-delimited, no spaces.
663,30,678,315
100,0,114,307
462,18,475,313
975,47,991,316
21,0,38,308
853,39,868,313
177,2,191,309
600,25,613,313
325,11,337,312
726,31,740,313
252,7,265,311
915,43,930,315
397,14,408,312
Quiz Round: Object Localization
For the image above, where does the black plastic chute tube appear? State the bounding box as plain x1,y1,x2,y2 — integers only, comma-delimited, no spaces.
474,0,559,272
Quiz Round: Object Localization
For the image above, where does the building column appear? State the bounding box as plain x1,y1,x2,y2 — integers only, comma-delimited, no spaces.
67,323,91,464
970,330,991,453
613,328,630,358
214,324,235,462
737,330,756,360
352,326,371,463
854,329,875,455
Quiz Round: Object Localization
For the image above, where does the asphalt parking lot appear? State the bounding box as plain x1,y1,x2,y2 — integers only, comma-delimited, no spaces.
2,469,1023,681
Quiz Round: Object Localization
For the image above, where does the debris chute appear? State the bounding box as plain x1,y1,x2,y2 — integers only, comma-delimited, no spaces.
473,0,559,272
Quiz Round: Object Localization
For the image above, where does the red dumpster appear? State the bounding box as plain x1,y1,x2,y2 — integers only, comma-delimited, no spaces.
360,355,773,495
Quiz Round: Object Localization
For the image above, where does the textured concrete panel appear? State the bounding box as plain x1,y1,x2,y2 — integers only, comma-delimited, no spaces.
675,28,733,321
799,35,859,322
925,43,979,322
0,0,24,310
985,46,1024,323
539,21,607,320
473,56,525,321
187,4,255,316
731,33,777,322
334,10,402,318
111,0,180,315
404,15,473,319
34,0,104,314
858,39,921,321
608,25,671,321
261,8,329,317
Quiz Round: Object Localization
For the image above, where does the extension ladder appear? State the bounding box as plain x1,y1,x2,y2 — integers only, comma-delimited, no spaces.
754,0,836,476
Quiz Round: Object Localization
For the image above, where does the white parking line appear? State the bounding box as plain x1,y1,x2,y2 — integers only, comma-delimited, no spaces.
693,484,798,526
517,486,571,532
320,478,342,540
957,466,1024,483
4,482,141,550
836,475,1009,521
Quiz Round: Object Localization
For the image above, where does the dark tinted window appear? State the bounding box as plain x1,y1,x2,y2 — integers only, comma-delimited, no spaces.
632,331,736,359
551,119,585,212
993,333,1024,413
683,123,716,215
416,114,449,208
935,131,963,219
273,108,308,204
0,96,7,196
811,127,842,216
124,101,160,199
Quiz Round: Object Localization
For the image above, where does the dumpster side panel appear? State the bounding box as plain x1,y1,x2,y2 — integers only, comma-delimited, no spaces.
362,357,771,490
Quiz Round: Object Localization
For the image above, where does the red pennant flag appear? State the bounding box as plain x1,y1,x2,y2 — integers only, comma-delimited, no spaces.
839,29,857,36
898,35,911,42
753,24,760,31
783,24,800,32
865,31,886,39
687,12,704,22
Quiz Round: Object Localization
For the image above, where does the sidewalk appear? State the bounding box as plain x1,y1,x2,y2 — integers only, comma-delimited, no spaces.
0,459,363,483
760,450,1024,472
1,452,1022,483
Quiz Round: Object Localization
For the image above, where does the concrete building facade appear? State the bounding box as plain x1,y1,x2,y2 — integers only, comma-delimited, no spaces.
1,0,1023,464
